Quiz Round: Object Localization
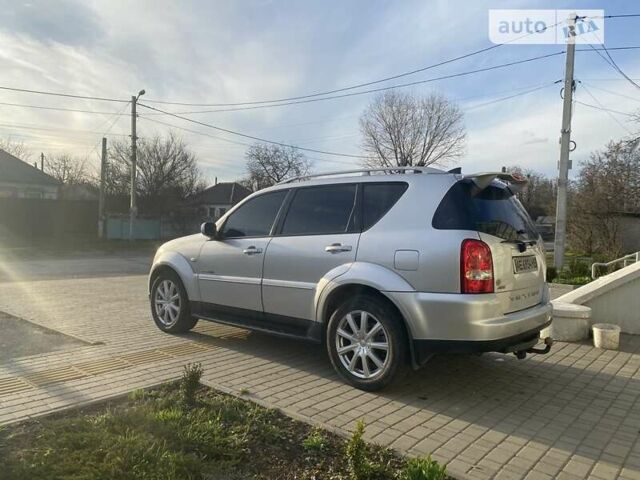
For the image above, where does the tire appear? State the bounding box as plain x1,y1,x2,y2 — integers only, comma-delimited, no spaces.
150,270,198,333
326,294,407,391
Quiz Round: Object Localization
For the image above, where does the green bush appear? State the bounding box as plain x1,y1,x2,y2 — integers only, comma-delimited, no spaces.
180,362,203,407
400,456,447,480
346,420,369,480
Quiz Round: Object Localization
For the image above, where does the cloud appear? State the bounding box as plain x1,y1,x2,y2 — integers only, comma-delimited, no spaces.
0,0,104,46
0,0,638,184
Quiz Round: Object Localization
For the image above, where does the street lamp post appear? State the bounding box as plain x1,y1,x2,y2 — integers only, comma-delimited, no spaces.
129,89,145,241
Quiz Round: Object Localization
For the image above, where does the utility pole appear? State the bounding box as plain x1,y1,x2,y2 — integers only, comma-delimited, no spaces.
129,89,145,241
40,152,44,171
553,14,577,270
98,137,107,239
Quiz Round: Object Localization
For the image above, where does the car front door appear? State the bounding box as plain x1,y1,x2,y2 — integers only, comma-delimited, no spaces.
262,183,360,320
197,189,288,312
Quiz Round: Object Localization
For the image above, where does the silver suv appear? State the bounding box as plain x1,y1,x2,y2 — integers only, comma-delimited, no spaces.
149,167,552,390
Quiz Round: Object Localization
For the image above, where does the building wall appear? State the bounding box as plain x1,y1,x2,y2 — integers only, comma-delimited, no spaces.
203,203,231,219
0,182,58,200
0,197,97,244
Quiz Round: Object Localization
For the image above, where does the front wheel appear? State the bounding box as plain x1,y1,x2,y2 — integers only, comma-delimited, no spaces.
150,271,198,333
326,294,406,391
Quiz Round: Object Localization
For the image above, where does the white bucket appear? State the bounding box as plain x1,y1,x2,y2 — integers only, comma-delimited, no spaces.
592,323,621,350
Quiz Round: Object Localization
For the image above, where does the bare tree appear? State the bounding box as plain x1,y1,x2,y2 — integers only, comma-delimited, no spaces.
568,138,640,256
0,137,32,161
108,132,206,214
45,154,88,184
245,143,312,190
360,91,466,168
506,166,556,220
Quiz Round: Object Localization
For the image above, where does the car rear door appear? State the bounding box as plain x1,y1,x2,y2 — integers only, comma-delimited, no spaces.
262,183,360,320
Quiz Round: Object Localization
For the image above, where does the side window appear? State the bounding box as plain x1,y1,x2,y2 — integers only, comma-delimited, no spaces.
221,190,287,238
362,182,408,230
281,184,357,236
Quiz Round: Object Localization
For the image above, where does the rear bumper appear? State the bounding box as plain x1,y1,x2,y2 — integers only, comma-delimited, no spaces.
384,288,552,360
412,323,551,364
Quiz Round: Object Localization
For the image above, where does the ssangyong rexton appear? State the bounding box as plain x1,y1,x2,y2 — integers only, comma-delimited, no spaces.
149,167,552,390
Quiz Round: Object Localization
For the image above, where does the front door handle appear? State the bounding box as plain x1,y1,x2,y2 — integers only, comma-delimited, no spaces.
243,246,263,255
325,243,352,254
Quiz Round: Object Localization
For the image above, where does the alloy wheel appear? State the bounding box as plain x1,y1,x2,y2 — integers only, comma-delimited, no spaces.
335,310,390,379
154,279,181,327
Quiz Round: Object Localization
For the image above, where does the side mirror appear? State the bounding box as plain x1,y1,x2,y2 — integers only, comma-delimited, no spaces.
200,222,217,238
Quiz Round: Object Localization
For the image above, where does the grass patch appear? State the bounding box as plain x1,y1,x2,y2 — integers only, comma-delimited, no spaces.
0,370,451,479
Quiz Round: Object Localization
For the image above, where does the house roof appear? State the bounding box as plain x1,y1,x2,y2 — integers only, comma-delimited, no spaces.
0,149,60,186
189,182,251,205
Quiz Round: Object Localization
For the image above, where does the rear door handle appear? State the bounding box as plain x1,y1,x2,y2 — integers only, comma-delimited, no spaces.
325,243,352,253
243,246,263,255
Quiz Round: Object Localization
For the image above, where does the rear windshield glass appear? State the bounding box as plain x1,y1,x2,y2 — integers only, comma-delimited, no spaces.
432,180,539,241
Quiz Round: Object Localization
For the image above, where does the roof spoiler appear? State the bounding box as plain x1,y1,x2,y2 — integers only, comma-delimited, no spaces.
463,171,528,193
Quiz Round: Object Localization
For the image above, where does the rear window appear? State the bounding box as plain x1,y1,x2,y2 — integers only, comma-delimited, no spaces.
432,180,539,241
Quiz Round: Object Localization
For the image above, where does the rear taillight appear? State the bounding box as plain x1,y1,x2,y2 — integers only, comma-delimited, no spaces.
460,239,494,294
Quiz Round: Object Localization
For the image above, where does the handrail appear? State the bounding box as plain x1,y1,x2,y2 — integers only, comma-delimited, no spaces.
591,251,640,279
277,166,445,184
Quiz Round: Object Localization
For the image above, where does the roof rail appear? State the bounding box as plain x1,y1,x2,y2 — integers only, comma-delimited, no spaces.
278,166,446,185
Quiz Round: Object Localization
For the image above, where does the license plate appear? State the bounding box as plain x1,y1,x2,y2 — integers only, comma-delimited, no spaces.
513,255,538,273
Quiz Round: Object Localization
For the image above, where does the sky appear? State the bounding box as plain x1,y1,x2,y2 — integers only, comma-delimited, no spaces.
0,0,639,184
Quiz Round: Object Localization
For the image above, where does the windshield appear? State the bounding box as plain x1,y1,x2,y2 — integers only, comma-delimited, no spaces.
432,179,539,242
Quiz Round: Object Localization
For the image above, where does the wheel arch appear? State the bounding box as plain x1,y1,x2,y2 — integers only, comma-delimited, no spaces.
149,251,199,301
315,262,419,366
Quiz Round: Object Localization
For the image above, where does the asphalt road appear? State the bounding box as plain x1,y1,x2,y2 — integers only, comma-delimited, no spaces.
0,311,86,362
0,250,152,282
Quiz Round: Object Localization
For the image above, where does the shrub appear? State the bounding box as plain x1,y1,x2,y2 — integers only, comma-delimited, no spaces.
345,420,369,480
180,363,203,407
400,456,447,480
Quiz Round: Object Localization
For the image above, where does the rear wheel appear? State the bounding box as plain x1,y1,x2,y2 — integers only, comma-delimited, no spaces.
150,270,198,333
326,294,406,391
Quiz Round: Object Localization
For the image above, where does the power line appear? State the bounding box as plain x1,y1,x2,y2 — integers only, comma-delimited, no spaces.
465,81,561,111
85,101,133,162
574,100,636,117
0,85,128,103
141,51,566,116
578,82,634,134
0,101,130,115
579,81,640,102
600,44,640,90
603,14,640,18
140,79,561,163
143,45,505,107
139,115,351,166
142,20,574,108
138,103,366,158
0,122,131,136
585,28,640,91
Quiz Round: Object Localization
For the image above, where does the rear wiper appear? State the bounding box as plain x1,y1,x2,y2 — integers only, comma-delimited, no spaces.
501,235,537,252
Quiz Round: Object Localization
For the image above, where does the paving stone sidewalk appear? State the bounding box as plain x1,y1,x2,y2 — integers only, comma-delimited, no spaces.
1,275,639,480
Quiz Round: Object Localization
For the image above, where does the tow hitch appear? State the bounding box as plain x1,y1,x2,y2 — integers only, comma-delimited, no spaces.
514,337,553,360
